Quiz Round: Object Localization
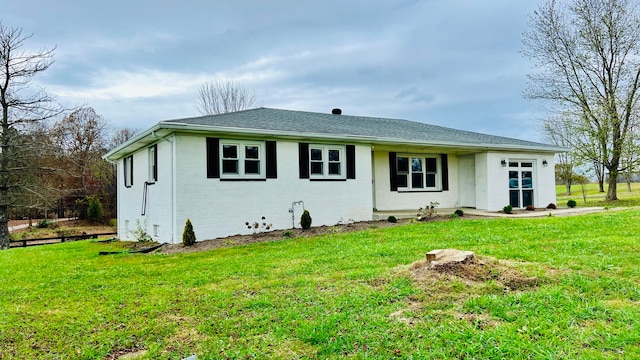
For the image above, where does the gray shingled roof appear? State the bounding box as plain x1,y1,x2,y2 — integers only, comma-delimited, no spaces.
163,107,559,150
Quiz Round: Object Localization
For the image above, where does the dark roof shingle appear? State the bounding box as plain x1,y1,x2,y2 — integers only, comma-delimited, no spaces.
163,107,558,150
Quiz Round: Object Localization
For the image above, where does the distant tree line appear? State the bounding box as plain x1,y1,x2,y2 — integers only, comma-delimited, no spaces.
0,19,262,249
9,106,138,222
0,20,139,249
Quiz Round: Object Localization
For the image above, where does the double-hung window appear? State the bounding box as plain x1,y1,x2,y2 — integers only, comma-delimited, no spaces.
207,138,276,180
220,141,265,178
309,145,345,179
123,155,133,187
396,155,439,190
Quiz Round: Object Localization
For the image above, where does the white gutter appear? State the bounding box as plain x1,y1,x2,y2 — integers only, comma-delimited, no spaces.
104,121,567,161
159,122,567,151
152,131,175,243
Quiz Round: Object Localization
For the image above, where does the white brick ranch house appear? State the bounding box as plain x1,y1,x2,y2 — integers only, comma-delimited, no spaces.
103,107,564,244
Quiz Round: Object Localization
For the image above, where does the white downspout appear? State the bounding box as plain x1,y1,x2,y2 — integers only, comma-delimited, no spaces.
152,132,175,243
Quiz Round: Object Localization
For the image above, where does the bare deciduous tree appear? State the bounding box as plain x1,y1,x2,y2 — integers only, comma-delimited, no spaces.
195,80,259,115
523,0,640,201
108,127,139,150
50,107,108,196
543,113,579,194
0,23,61,249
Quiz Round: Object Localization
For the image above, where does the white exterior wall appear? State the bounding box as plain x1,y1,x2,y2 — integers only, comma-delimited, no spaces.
170,135,373,243
478,152,557,211
114,133,558,243
372,150,557,212
372,150,460,210
116,138,174,242
474,153,490,210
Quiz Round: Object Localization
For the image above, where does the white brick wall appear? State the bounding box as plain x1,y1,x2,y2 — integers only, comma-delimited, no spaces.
118,134,374,243
116,134,558,243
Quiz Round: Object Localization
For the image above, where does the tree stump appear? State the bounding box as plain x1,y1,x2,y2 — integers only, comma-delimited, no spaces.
426,249,475,268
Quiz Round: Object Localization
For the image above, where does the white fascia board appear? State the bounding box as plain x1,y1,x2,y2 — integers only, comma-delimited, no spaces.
103,121,567,160
102,124,165,161
158,122,568,153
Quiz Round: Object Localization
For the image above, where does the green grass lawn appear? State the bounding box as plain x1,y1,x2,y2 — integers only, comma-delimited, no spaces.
1,208,640,358
557,181,640,207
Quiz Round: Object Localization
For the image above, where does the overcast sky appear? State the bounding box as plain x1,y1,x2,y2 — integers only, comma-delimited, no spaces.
4,1,545,141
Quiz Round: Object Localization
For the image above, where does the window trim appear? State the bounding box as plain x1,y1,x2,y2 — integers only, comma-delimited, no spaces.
219,140,266,179
308,144,346,180
395,154,441,192
123,155,133,188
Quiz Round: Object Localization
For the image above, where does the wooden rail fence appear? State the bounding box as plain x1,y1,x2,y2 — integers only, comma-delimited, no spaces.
10,232,117,248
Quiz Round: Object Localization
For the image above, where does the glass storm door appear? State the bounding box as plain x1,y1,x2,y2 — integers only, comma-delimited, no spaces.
508,161,533,208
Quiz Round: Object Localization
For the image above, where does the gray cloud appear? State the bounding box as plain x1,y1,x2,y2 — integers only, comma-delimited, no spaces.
5,0,544,140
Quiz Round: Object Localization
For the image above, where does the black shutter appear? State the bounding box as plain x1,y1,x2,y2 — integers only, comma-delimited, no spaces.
346,145,356,179
123,157,128,186
206,138,220,178
441,154,449,191
152,145,158,181
266,141,277,179
389,152,397,191
299,143,309,179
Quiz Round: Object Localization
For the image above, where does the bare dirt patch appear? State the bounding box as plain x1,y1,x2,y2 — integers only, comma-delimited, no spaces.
390,252,541,326
158,220,406,254
409,253,539,291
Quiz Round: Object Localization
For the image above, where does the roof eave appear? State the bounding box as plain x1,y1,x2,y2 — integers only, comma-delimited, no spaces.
159,122,567,153
103,122,567,160
102,124,166,161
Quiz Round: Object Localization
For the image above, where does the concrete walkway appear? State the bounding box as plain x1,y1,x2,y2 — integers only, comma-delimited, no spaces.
373,207,607,220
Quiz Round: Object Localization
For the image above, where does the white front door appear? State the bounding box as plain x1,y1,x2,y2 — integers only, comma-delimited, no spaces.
459,156,476,207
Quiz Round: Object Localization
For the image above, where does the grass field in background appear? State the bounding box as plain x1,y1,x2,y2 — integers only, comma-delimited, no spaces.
1,202,639,359
556,182,640,208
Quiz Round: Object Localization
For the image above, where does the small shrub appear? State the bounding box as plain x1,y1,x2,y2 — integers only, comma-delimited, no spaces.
417,202,440,221
182,218,196,246
245,216,272,236
454,209,464,217
36,219,50,228
546,203,557,209
133,219,153,242
450,213,459,219
525,205,536,211
36,219,59,229
87,196,104,223
567,199,577,208
282,231,293,238
503,205,513,214
300,210,312,230
387,215,397,223
108,218,118,227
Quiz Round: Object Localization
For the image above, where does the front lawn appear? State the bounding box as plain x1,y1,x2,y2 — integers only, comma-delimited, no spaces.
1,210,639,358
